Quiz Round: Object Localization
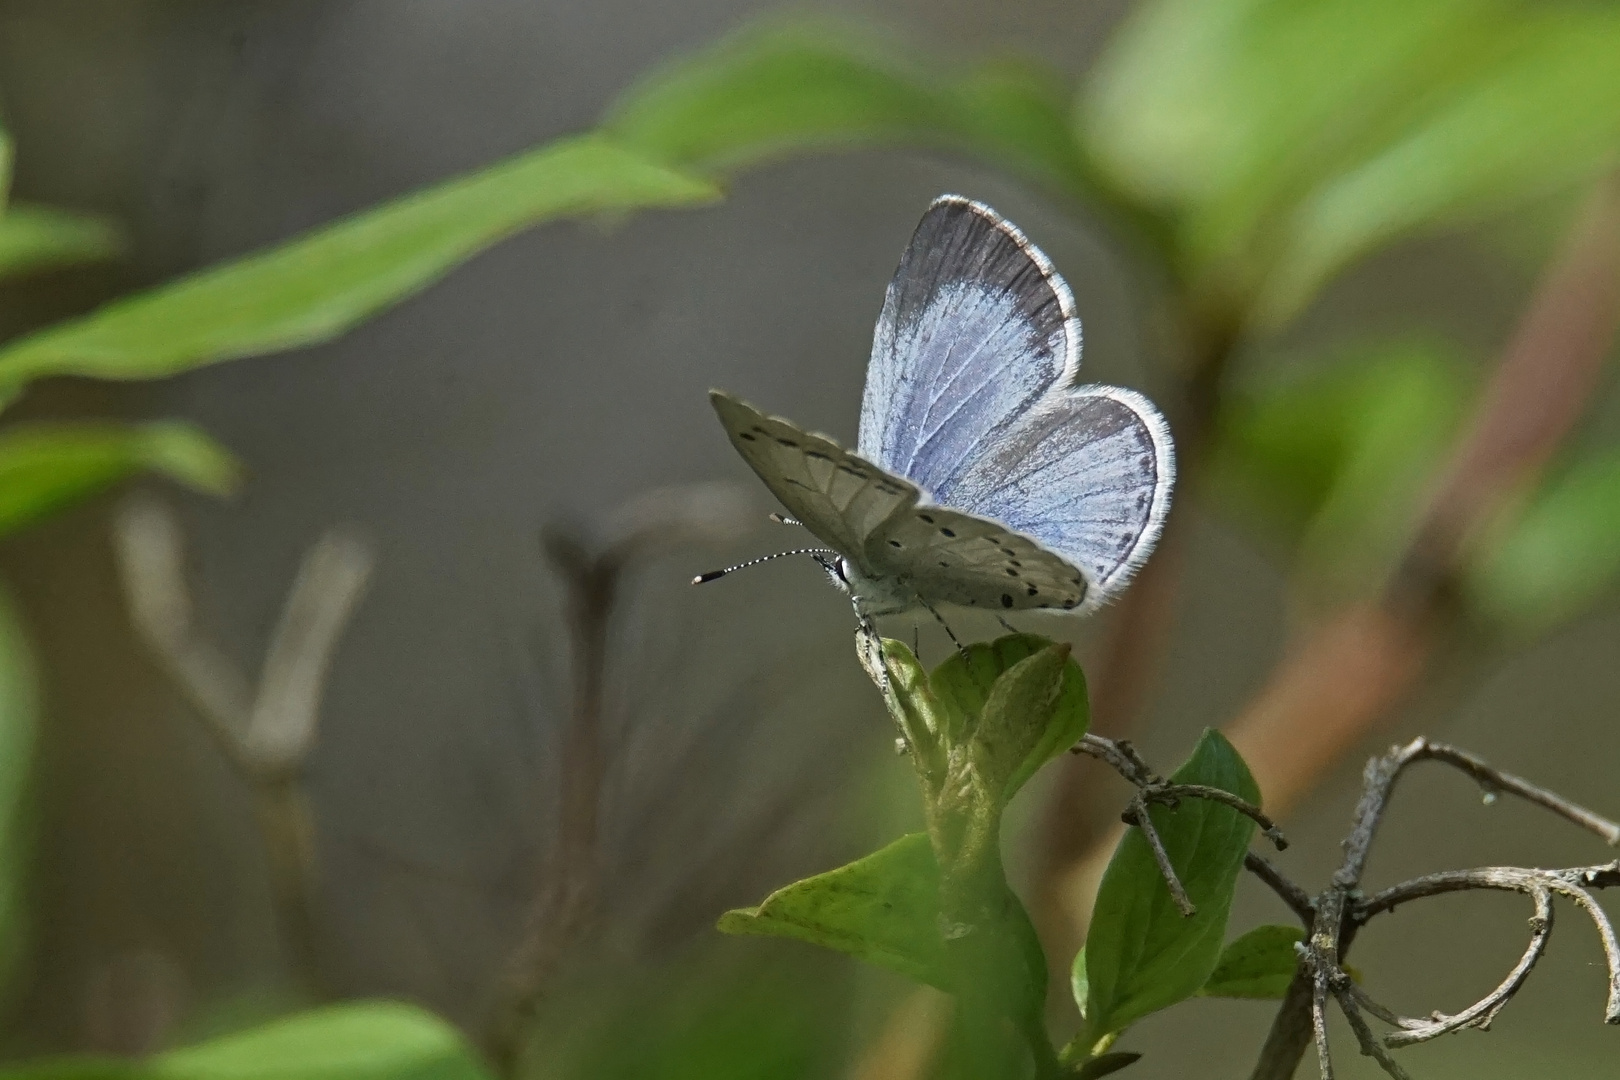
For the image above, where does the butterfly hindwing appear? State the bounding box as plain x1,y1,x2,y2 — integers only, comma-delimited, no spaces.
941,386,1173,604
867,506,1087,611
710,390,918,576
857,196,1080,496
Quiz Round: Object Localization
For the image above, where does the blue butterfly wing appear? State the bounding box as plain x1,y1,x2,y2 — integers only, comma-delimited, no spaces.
857,196,1079,496
857,195,1173,605
940,386,1173,604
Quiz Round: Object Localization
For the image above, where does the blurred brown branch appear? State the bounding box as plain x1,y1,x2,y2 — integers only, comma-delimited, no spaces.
112,493,373,997
487,482,756,1076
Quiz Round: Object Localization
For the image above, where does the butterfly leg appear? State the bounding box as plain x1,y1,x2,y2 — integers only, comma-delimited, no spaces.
996,614,1019,635
923,602,967,655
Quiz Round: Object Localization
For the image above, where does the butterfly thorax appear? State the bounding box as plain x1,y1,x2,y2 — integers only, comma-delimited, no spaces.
815,554,922,619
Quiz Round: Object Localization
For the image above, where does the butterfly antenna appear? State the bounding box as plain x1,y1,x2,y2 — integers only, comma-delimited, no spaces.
768,512,802,526
692,548,837,585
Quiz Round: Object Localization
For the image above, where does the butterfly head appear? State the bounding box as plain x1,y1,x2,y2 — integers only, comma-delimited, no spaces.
811,552,852,594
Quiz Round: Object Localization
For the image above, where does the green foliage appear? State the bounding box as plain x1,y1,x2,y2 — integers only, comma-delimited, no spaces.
1071,1053,1142,1080
0,1003,490,1080
1199,924,1304,999
928,634,1090,802
0,136,716,391
0,422,238,539
0,586,36,986
1080,730,1261,1039
603,22,1092,202
717,832,947,990
1210,341,1468,596
1082,0,1620,320
1467,449,1620,632
541,953,835,1080
723,635,1090,1075
153,1002,489,1080
0,204,125,279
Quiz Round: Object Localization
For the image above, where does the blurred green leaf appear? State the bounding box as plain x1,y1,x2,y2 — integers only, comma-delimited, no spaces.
539,952,834,1080
1199,924,1304,999
1467,449,1620,632
1210,341,1468,594
0,135,717,390
1074,1053,1143,1080
0,1061,141,1080
0,1003,490,1080
603,21,1090,201
0,204,125,279
929,634,1088,802
1083,0,1620,321
0,125,13,205
0,584,37,988
1271,9,1620,321
717,831,946,990
0,421,239,539
1083,730,1260,1038
153,1002,489,1080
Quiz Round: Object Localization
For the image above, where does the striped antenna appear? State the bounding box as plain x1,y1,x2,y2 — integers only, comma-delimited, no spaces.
692,548,837,584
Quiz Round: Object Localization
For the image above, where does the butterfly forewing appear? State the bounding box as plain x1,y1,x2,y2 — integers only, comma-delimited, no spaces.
858,196,1080,496
710,391,918,575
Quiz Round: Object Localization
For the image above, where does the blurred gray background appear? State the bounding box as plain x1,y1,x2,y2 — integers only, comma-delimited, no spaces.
0,2,1617,1077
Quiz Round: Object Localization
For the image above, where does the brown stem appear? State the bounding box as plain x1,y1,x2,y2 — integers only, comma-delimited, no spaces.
112,495,371,998
488,529,617,1073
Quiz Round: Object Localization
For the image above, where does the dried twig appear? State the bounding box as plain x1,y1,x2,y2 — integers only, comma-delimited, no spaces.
1245,852,1315,926
1250,737,1620,1080
1072,733,1287,918
1121,793,1196,917
113,493,373,994
1152,784,1287,850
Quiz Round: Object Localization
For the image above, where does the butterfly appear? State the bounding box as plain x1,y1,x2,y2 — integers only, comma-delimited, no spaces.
701,195,1174,626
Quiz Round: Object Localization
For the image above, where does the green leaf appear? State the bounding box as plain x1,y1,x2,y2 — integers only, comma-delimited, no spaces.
1209,340,1467,595
0,135,717,390
152,1002,489,1080
1083,0,1620,321
0,204,125,280
603,20,1090,201
1269,8,1620,321
717,832,946,990
539,952,835,1080
0,422,238,539
1199,924,1304,999
1074,1053,1143,1080
0,584,37,988
929,634,1089,801
876,638,951,774
1083,0,1505,272
1083,730,1261,1038
0,1003,491,1080
1467,449,1620,632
